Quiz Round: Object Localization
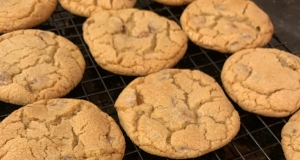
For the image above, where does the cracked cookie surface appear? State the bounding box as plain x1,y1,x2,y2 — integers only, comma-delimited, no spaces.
58,0,137,17
83,9,188,76
282,110,300,160
114,69,240,159
221,48,300,117
0,0,56,33
155,0,195,6
0,98,125,160
0,29,86,105
180,0,274,53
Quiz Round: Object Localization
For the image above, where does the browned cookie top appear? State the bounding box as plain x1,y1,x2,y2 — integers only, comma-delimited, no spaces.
180,0,274,53
221,48,300,117
0,30,86,105
83,9,188,76
0,0,57,33
115,69,240,159
0,98,125,160
59,0,137,17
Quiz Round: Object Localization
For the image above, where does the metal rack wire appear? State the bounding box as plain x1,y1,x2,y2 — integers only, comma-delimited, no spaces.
0,1,296,159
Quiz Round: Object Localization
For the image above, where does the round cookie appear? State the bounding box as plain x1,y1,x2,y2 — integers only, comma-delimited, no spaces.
83,9,188,76
58,0,137,17
0,98,125,160
0,0,57,33
180,0,274,53
155,0,195,6
221,48,300,117
115,69,240,159
282,110,300,160
0,29,86,105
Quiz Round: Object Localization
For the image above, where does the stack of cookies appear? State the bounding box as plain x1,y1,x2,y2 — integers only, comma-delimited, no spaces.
0,0,300,159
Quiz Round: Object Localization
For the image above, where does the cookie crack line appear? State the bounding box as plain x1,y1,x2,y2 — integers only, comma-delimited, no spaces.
195,1,266,34
237,82,299,111
242,2,249,15
134,74,231,138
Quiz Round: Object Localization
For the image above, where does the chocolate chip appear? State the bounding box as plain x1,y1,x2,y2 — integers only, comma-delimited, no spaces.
256,26,261,31
0,71,11,85
242,33,252,40
120,25,126,34
138,31,149,38
28,78,38,84
230,41,239,46
148,24,156,33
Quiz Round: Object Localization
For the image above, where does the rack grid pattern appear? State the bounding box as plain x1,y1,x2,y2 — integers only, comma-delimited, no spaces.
0,1,297,160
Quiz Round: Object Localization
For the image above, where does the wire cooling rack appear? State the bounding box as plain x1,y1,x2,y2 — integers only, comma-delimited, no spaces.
0,1,297,160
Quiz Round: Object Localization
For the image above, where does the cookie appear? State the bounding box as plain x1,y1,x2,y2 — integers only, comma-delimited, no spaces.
83,9,188,76
0,0,57,33
58,0,137,17
0,29,86,105
115,69,240,159
282,110,300,160
180,0,274,53
221,48,300,117
0,98,125,160
155,0,195,6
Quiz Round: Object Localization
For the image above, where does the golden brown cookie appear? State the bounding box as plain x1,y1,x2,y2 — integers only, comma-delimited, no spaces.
221,48,300,117
58,0,137,17
180,0,274,53
0,98,125,160
0,0,57,33
115,69,240,159
282,110,300,160
155,0,195,6
83,9,188,76
0,29,86,105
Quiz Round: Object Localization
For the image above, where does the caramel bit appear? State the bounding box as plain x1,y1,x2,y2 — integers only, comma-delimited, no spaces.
138,31,149,38
0,71,11,85
136,94,143,105
230,23,238,29
148,24,156,33
242,33,252,40
86,19,95,26
120,25,126,34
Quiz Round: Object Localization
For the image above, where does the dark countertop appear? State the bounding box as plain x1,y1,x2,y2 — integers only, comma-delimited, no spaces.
252,0,300,54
